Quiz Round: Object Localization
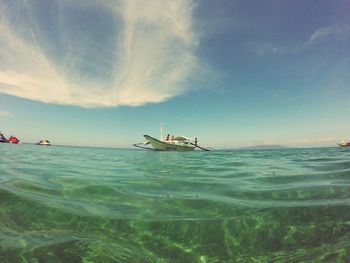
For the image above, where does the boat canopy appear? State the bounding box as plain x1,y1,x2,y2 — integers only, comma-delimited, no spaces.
172,136,195,142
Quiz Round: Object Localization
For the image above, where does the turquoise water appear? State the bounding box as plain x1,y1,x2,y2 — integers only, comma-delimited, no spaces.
1,144,350,262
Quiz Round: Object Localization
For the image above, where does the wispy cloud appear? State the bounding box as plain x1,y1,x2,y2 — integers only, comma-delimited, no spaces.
254,42,297,56
254,24,349,56
0,0,200,108
306,27,334,45
0,110,11,117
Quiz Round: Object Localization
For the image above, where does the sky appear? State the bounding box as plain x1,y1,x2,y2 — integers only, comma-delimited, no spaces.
0,0,349,148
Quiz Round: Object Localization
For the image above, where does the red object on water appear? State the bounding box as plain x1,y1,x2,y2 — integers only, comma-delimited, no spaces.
8,136,20,144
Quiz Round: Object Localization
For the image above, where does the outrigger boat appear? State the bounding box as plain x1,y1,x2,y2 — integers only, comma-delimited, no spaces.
337,141,350,147
133,125,210,151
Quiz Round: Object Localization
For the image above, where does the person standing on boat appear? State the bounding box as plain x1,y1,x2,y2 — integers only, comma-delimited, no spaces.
166,134,170,141
195,138,198,146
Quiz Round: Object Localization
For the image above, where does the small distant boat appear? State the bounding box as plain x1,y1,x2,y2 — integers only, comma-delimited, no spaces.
337,141,350,147
0,132,7,143
133,125,210,151
36,139,51,146
8,136,20,144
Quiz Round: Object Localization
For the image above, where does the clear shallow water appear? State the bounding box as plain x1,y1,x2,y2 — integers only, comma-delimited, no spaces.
1,144,350,262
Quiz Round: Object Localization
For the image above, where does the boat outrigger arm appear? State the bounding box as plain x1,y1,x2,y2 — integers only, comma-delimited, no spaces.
190,142,210,151
132,140,155,150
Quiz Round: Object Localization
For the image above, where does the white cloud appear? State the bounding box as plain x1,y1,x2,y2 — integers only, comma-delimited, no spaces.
0,0,200,108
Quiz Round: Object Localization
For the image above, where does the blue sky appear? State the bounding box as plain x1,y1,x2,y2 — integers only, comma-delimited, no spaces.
0,0,349,148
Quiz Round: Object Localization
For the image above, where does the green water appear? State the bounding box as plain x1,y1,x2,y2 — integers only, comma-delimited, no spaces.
1,144,350,262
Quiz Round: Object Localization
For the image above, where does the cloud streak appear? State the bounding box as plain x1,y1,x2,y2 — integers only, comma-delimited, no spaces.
307,27,334,45
254,24,349,56
0,0,200,107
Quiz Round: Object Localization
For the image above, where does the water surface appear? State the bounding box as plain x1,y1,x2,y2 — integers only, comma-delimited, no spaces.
1,144,350,262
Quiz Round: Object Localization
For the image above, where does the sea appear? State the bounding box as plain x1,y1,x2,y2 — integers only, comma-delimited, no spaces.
1,143,350,262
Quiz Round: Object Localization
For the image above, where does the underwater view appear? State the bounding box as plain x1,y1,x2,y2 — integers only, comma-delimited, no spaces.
1,144,350,262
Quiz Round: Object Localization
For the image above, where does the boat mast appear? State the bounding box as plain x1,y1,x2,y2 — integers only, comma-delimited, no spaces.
160,123,163,141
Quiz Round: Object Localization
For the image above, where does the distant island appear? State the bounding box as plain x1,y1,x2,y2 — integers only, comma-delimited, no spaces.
237,145,291,150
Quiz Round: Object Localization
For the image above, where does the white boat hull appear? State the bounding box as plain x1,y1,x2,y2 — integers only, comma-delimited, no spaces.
144,135,195,151
338,143,350,147
36,140,51,146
